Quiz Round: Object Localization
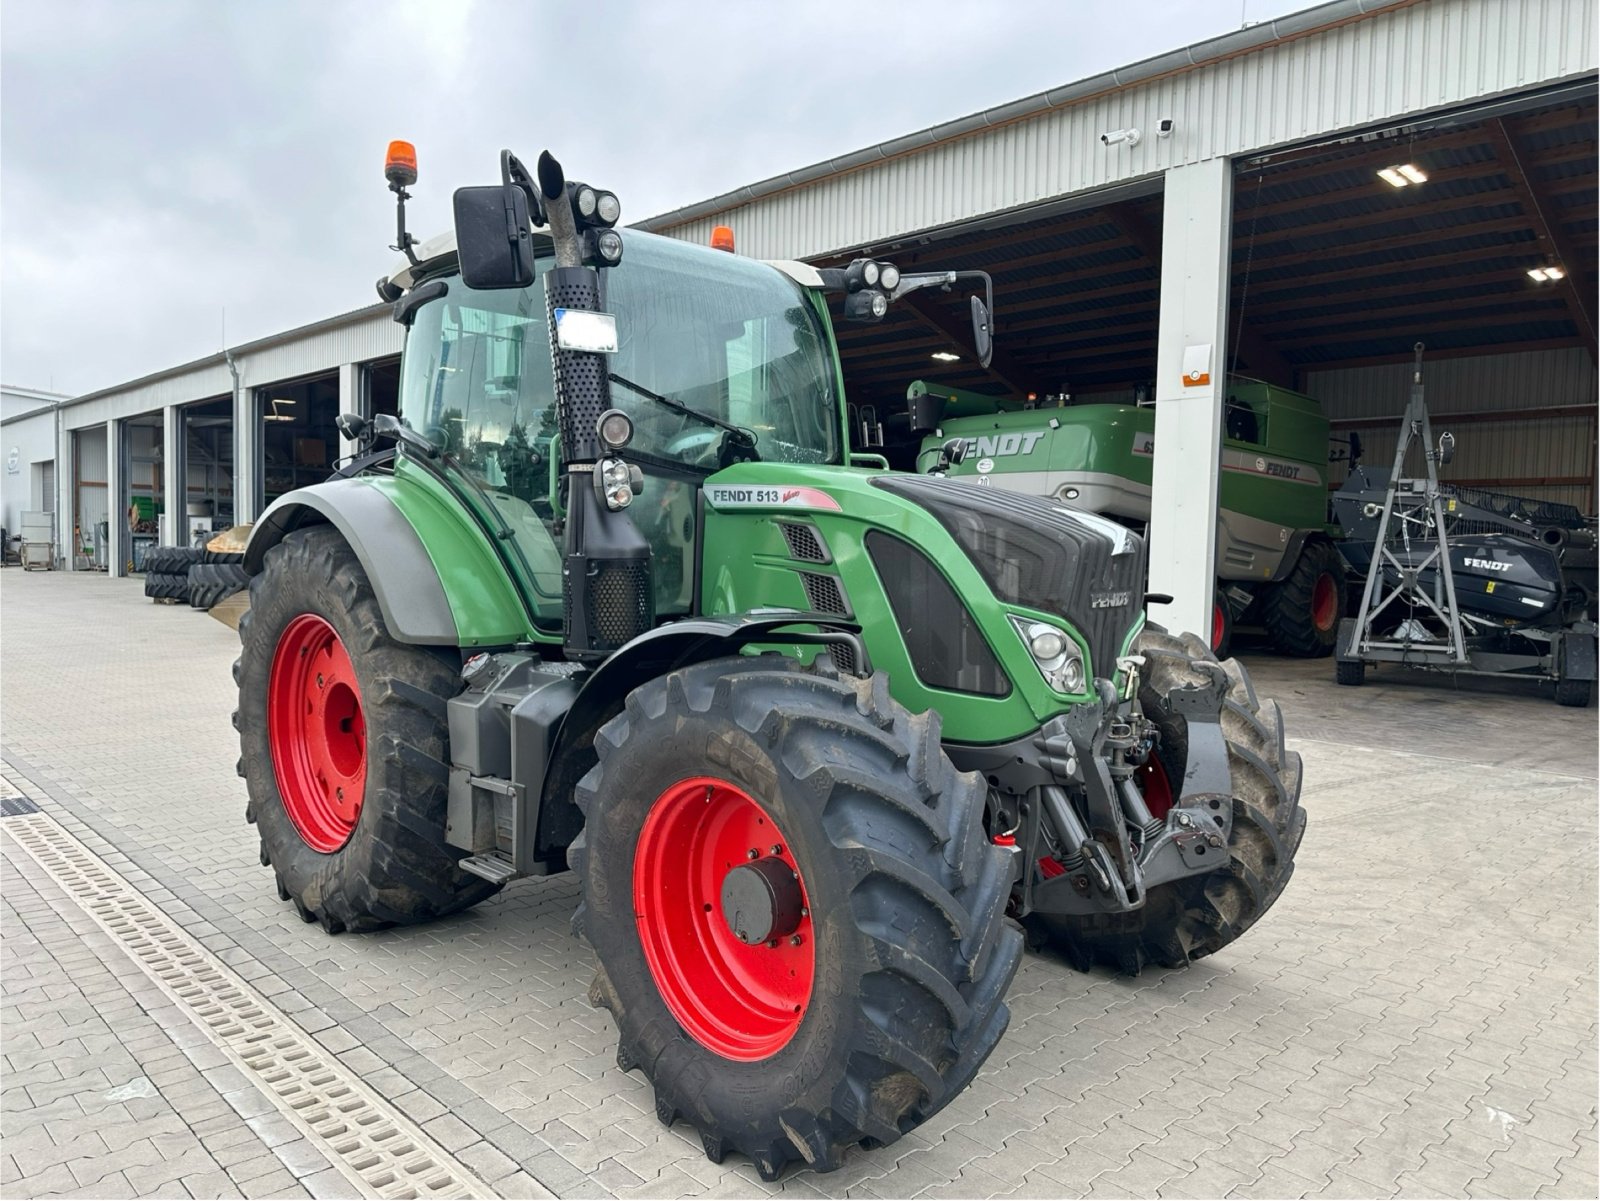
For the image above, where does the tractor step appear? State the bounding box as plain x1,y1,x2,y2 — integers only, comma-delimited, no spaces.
459,854,518,884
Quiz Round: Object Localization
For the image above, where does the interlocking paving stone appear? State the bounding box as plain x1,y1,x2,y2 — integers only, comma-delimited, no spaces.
2,569,1597,1198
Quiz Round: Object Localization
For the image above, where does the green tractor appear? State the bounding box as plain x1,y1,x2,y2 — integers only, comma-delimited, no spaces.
234,145,1305,1179
908,380,1349,657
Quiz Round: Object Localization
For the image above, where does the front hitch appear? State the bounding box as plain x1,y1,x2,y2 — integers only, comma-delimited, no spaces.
1020,664,1235,919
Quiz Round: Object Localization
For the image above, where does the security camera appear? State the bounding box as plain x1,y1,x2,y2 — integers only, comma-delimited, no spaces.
1101,128,1141,148
1156,118,1175,138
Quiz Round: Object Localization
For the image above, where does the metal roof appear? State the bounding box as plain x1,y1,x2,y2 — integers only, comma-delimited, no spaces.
827,94,1598,401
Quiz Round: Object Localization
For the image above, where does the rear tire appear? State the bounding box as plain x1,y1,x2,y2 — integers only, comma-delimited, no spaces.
571,656,1022,1180
1262,540,1345,657
1555,677,1592,707
1037,627,1305,974
235,526,500,932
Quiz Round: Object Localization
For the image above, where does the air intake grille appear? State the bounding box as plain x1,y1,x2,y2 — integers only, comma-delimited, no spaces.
867,531,1010,697
779,522,829,563
825,633,859,676
799,571,849,616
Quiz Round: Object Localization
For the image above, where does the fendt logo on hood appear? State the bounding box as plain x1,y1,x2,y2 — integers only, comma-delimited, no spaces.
958,431,1046,459
1465,557,1513,572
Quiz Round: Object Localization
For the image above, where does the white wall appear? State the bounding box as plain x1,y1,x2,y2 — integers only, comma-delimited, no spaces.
1304,347,1598,511
2,408,60,545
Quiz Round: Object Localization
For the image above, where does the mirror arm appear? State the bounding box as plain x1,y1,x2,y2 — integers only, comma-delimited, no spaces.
390,182,421,267
392,279,447,326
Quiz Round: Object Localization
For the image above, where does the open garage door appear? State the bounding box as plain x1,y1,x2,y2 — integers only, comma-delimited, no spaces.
814,88,1596,513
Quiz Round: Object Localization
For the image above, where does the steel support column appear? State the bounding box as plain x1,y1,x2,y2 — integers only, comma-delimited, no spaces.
161,405,182,547
107,418,125,577
1147,158,1232,641
337,362,366,464
234,386,259,524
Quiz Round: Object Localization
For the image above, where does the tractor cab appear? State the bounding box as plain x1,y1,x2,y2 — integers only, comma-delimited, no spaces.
393,229,844,626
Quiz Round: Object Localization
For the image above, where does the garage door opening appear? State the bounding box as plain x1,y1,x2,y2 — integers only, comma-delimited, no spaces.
258,373,339,509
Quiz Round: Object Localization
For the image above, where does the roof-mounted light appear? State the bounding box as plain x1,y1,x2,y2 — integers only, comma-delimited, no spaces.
385,140,418,188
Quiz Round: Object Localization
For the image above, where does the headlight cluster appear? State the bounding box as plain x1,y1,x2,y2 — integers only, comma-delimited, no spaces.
598,457,634,510
844,258,902,293
1009,615,1086,694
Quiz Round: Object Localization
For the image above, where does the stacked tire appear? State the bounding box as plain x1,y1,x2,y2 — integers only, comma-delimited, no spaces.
143,546,202,603
188,561,250,609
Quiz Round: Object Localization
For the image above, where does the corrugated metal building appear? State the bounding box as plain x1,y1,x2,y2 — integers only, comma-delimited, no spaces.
22,0,1597,595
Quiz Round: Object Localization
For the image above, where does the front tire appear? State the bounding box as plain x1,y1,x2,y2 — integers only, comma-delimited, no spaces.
570,657,1022,1180
235,527,500,932
1037,627,1306,974
1262,540,1345,657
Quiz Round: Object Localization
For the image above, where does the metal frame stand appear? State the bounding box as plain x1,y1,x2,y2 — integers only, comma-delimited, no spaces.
1343,343,1469,668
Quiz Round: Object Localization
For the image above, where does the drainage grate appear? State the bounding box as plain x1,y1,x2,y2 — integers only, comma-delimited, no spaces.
1,812,494,1201
1,795,40,817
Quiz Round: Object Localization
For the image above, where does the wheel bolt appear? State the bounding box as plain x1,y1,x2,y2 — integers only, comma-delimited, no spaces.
770,844,784,856
336,787,344,800
800,907,809,918
747,849,759,860
316,673,324,688
790,934,804,947
767,939,779,949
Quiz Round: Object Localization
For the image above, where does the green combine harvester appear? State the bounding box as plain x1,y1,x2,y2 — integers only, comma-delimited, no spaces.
233,143,1305,1179
909,379,1348,657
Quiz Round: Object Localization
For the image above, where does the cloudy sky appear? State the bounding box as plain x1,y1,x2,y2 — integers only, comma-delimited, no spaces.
2,0,1289,397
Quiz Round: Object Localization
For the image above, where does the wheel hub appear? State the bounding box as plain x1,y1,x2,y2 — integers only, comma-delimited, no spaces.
721,858,804,945
633,777,814,1061
267,613,367,854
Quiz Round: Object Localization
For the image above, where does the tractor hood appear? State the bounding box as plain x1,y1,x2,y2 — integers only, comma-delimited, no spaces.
873,474,1148,687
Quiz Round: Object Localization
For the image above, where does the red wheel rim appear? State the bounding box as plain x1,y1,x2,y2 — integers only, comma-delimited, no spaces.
268,614,367,853
1138,754,1174,821
633,777,814,1061
1211,601,1227,652
1311,572,1339,632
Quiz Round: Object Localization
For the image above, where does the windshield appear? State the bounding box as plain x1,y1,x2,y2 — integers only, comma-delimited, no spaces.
398,228,842,623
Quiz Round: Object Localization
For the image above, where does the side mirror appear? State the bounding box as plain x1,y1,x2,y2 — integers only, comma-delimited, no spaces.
943,437,968,466
453,184,536,289
335,412,370,443
970,296,993,368
1349,432,1363,466
1438,431,1455,465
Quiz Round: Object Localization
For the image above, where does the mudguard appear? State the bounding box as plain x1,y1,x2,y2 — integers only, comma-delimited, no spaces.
245,478,530,648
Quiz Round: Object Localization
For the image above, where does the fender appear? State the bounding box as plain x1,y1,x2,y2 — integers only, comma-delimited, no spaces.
1271,529,1335,583
533,612,866,860
245,477,530,648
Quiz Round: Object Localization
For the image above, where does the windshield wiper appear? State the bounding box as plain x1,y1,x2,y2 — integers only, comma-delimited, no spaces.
607,373,757,456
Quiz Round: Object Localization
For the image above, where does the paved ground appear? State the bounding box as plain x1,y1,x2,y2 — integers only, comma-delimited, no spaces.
2,569,1596,1199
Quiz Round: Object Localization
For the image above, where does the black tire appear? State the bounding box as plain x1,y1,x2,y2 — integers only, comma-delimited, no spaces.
1555,677,1592,707
147,545,203,575
1211,591,1234,660
202,548,245,565
1335,658,1365,687
571,657,1023,1180
1037,627,1305,975
235,526,501,933
188,562,250,610
145,571,190,602
1262,540,1345,658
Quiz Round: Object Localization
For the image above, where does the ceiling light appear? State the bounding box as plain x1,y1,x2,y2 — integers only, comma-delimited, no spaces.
1397,163,1428,183
1528,267,1551,282
931,351,961,362
1545,266,1566,280
1377,167,1408,188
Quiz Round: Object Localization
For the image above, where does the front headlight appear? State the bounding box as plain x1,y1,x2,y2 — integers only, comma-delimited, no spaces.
1009,615,1086,693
